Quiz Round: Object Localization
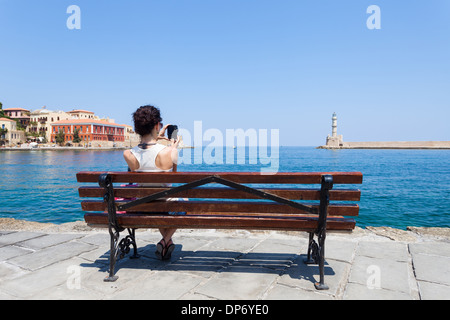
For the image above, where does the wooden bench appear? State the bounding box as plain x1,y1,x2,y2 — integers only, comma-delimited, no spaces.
77,171,363,290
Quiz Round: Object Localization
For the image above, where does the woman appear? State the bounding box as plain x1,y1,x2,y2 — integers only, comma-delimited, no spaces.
123,105,181,260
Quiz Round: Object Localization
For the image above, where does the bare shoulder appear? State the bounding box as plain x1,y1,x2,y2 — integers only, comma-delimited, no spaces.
123,149,139,171
156,146,175,170
123,149,133,161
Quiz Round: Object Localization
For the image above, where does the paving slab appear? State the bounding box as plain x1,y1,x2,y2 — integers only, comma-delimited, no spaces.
0,228,449,300
0,231,45,247
17,233,84,250
324,240,357,263
194,265,280,300
7,241,95,271
343,283,414,300
264,284,333,300
278,255,350,297
1,257,90,298
356,241,410,261
164,250,241,278
411,253,450,287
110,271,205,300
409,242,450,257
348,255,413,294
0,245,33,261
417,281,450,300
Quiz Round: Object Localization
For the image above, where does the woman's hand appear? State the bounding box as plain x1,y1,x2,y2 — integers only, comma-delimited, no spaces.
171,136,181,148
157,124,171,141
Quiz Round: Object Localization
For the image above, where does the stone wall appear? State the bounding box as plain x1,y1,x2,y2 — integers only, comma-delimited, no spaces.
319,141,450,149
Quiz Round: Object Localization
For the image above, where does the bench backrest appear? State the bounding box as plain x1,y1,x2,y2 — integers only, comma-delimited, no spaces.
77,171,362,231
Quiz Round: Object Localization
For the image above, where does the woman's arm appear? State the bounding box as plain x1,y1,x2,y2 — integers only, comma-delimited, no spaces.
157,124,171,142
123,149,140,171
155,138,180,171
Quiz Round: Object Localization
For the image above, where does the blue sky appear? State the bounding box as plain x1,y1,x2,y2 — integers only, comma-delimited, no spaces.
1,0,449,146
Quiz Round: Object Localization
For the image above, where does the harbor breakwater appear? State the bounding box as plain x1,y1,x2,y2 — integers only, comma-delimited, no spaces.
318,141,450,149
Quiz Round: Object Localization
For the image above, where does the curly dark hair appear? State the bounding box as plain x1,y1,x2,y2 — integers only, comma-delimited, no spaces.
132,105,162,136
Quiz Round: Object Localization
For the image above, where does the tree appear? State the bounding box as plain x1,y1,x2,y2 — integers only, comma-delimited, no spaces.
0,102,5,118
0,127,8,145
0,127,7,138
39,132,48,143
55,130,66,146
73,127,81,143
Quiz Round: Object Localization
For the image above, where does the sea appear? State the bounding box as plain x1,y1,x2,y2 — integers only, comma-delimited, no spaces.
0,147,449,229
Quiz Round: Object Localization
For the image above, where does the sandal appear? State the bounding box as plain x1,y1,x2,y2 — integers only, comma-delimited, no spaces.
163,239,175,260
155,239,167,260
155,239,175,260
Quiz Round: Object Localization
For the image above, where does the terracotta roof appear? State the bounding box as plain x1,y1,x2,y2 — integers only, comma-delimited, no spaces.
0,117,16,122
67,109,95,114
51,119,125,127
4,108,30,111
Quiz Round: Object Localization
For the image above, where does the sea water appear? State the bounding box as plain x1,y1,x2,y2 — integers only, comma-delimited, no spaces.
0,147,449,229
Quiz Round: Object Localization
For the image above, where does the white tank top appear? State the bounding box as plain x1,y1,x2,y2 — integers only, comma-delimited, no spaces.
129,143,181,204
130,143,171,173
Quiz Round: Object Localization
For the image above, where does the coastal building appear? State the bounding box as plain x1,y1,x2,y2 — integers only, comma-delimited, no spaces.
66,109,95,120
0,117,26,146
50,119,126,147
28,106,71,142
3,108,31,128
123,124,140,147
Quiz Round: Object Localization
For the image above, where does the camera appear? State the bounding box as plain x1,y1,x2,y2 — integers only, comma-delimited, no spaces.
167,125,178,140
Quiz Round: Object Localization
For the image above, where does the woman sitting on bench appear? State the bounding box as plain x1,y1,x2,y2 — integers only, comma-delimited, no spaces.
123,105,182,260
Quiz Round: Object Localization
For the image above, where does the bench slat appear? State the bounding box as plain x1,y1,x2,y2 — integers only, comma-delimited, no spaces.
78,186,361,201
80,200,359,216
84,212,356,231
76,171,363,184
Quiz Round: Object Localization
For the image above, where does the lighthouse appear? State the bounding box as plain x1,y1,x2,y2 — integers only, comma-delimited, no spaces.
331,112,337,138
325,112,344,148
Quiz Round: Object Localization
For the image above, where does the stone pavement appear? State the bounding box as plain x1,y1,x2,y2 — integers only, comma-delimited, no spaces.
1,226,450,300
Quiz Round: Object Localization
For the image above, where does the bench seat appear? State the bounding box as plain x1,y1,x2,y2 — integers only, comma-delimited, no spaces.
84,212,356,231
77,171,363,289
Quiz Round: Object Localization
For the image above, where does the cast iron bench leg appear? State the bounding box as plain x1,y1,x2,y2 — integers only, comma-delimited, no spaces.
303,175,332,290
104,228,140,282
105,229,120,282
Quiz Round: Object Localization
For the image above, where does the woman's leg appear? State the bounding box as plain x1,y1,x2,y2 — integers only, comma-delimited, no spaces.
155,228,177,259
159,228,177,243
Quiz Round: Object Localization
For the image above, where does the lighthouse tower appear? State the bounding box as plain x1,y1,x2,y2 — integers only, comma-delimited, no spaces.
331,112,337,137
325,112,344,148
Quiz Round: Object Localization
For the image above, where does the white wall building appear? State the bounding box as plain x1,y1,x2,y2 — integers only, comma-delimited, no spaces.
0,117,26,146
28,106,72,142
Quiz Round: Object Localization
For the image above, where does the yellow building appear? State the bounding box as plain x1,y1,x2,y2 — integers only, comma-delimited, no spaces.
0,117,26,146
123,124,140,147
